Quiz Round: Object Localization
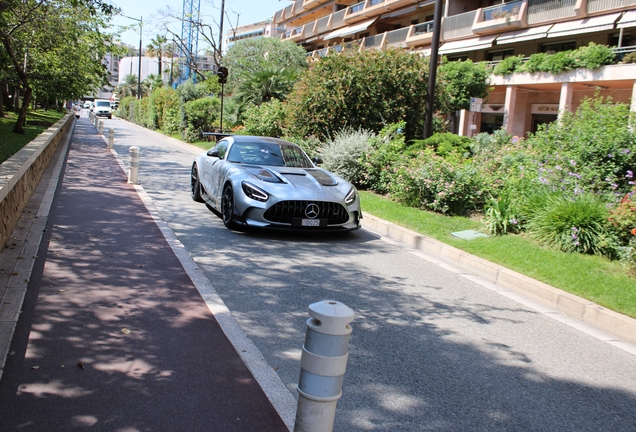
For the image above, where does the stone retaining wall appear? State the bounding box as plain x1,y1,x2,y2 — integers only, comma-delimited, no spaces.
0,114,73,247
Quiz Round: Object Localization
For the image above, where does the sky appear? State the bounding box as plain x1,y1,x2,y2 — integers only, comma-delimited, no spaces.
108,0,288,48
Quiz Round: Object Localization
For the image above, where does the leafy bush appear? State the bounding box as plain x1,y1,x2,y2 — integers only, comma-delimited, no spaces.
524,192,613,255
437,59,490,112
242,99,287,137
572,43,616,70
409,132,472,158
361,122,407,193
319,127,373,186
389,149,485,215
524,96,636,196
493,44,616,76
492,55,525,75
285,48,430,141
181,97,220,142
620,52,636,64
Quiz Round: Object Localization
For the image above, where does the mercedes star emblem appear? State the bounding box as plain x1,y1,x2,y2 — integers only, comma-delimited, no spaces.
305,203,320,219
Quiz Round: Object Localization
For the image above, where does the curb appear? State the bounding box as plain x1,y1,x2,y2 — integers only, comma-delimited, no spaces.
362,213,636,347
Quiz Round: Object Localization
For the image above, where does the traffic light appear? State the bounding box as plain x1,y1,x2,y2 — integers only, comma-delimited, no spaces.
217,66,229,84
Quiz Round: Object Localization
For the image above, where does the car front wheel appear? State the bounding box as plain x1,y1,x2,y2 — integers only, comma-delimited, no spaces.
221,183,237,229
191,164,204,202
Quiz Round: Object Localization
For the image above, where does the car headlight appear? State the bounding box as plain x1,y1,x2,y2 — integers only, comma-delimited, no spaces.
242,181,269,202
345,187,357,205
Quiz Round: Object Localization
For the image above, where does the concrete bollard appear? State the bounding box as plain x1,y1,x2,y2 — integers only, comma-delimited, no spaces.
108,128,114,149
128,146,140,184
99,121,103,135
294,300,354,432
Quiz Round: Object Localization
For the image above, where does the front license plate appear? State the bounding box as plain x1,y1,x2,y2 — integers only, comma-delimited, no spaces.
301,219,321,227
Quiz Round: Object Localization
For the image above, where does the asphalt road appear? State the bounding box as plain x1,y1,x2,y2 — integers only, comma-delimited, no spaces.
107,117,636,431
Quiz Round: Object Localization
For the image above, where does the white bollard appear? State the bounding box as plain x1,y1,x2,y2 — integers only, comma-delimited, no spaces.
108,128,114,149
294,300,354,432
99,121,103,135
128,146,140,184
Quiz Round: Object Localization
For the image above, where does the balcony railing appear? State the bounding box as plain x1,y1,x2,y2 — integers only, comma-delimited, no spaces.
527,0,576,25
385,27,409,46
332,9,347,28
413,20,434,35
316,15,331,33
369,0,384,5
364,33,384,48
588,0,636,14
482,0,523,21
443,10,477,40
350,1,366,14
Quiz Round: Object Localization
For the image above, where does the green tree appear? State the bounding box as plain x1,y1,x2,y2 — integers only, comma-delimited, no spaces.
437,59,490,113
146,35,168,78
222,37,307,93
0,0,114,133
285,48,430,141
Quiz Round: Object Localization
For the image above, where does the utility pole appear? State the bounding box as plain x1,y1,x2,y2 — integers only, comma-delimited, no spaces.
424,0,443,139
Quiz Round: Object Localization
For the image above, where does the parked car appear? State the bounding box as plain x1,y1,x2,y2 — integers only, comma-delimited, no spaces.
93,99,112,119
82,101,91,109
191,135,362,231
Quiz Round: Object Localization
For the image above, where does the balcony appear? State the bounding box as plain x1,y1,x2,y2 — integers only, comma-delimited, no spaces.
472,0,526,35
527,0,576,25
363,33,385,49
385,27,409,47
315,15,332,34
405,20,434,47
385,0,419,10
288,25,306,41
442,10,477,40
587,0,636,14
345,1,369,24
303,0,331,9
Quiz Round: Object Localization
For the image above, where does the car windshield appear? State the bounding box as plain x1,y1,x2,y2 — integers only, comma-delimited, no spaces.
96,101,110,107
226,142,313,168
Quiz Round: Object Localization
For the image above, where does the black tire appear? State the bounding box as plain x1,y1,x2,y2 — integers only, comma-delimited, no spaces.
221,183,237,229
191,164,204,203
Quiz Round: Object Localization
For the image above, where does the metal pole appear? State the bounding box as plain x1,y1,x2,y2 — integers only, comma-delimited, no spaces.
219,0,225,59
220,82,224,132
423,0,444,139
138,16,143,99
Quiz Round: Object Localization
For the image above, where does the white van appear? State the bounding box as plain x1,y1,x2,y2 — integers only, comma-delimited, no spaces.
93,99,112,119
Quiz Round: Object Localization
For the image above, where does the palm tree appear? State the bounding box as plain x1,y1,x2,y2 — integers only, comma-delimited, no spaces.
146,35,168,80
115,74,139,98
234,67,299,107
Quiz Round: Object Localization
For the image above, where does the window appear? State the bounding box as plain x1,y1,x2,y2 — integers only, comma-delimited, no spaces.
487,49,515,61
541,41,576,54
610,32,633,47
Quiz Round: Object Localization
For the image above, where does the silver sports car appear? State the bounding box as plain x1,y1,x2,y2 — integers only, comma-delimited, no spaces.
191,135,362,231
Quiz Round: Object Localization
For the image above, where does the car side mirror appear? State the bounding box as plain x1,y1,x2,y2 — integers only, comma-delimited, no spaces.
207,149,220,158
312,156,323,165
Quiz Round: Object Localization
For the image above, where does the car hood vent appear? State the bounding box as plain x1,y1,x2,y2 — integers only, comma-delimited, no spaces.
304,169,338,186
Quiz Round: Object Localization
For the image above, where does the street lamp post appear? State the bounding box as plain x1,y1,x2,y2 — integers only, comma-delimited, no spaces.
123,15,143,99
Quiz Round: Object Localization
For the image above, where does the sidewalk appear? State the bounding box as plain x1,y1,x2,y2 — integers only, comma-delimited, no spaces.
0,117,290,431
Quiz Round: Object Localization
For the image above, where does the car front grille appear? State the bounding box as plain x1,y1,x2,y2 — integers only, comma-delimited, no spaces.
264,201,349,224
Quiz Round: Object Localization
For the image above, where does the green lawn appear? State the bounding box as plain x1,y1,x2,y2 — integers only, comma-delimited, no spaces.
360,191,636,319
0,110,66,163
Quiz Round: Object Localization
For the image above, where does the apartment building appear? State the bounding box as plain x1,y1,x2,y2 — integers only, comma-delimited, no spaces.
224,20,286,54
271,0,636,137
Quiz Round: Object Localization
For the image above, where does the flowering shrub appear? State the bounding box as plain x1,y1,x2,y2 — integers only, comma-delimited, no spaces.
319,127,373,187
523,96,636,197
389,149,485,215
482,189,519,235
609,187,636,242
